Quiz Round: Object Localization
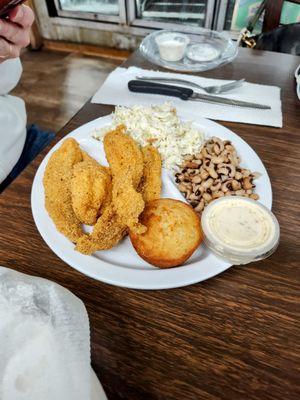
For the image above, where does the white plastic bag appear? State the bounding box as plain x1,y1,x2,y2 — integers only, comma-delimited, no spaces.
0,267,91,400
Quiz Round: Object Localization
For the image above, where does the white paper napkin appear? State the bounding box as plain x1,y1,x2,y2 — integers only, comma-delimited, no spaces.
92,66,283,128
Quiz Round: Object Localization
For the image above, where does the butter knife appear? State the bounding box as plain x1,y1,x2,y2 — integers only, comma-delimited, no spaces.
135,76,245,94
128,80,271,110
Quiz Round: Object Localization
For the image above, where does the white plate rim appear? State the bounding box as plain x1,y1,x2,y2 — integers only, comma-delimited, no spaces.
31,113,272,290
91,368,107,400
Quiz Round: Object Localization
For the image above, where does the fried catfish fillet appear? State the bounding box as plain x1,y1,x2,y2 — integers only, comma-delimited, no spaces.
71,160,111,225
104,125,146,234
75,204,127,255
81,151,110,176
75,176,127,255
140,145,162,203
43,138,84,242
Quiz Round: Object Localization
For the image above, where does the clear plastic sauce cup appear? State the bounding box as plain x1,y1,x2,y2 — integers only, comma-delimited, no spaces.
155,32,190,62
201,196,280,265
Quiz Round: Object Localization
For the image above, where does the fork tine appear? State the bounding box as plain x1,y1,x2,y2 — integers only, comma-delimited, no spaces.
209,79,245,94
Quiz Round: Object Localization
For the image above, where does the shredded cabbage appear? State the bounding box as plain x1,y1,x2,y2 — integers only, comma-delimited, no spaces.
91,104,205,170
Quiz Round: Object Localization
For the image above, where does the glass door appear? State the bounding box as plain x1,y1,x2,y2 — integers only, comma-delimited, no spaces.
53,0,127,23
128,0,217,31
214,0,300,33
214,0,263,33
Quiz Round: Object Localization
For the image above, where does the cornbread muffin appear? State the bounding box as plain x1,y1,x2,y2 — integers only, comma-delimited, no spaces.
129,199,202,268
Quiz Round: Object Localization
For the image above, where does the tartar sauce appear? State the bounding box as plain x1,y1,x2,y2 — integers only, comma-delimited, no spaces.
201,196,280,265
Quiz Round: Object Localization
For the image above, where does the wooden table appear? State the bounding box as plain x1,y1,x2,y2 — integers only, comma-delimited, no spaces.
0,48,299,400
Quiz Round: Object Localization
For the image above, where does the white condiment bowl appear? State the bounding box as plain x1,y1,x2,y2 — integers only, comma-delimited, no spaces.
201,196,280,265
155,32,190,62
186,43,221,62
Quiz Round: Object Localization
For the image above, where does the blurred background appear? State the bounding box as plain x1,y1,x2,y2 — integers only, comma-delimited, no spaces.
17,0,299,133
33,0,300,49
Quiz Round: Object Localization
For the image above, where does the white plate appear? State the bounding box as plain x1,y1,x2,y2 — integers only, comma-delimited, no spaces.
31,114,272,290
91,368,107,400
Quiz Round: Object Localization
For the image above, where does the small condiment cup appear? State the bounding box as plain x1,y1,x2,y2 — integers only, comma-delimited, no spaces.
155,32,190,62
201,196,280,265
186,43,221,62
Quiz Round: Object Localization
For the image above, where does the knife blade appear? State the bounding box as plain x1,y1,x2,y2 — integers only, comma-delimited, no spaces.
128,80,271,110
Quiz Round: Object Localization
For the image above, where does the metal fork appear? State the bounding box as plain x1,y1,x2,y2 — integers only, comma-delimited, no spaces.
135,76,245,94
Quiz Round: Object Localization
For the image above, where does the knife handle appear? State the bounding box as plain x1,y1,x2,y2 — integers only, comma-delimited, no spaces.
128,80,193,100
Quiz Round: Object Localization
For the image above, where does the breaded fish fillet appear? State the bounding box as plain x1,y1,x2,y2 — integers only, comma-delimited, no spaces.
71,160,111,225
74,141,128,255
75,176,127,255
75,204,127,255
140,145,162,203
104,125,146,234
43,138,84,242
81,152,110,176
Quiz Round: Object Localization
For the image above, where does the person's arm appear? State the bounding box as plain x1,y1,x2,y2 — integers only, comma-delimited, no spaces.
0,5,34,184
0,58,22,94
0,95,26,184
0,5,34,94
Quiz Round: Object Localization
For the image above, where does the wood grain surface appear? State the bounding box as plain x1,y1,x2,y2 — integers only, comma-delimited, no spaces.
13,49,120,132
0,48,299,400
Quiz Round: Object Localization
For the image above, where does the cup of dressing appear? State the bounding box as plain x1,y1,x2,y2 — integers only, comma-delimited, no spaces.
201,196,280,265
155,32,190,62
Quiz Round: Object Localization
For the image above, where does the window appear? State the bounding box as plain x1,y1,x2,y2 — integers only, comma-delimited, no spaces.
49,0,300,33
59,0,120,16
131,0,216,29
218,0,264,33
50,0,217,30
215,0,300,33
53,0,126,23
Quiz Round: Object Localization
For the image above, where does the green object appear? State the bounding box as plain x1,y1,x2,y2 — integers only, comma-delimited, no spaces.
281,1,300,24
230,0,300,32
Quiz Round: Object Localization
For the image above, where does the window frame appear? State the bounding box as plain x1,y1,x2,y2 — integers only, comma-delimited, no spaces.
213,0,230,30
46,0,240,40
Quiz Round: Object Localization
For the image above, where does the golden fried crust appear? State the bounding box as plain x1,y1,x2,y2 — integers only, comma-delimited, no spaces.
129,199,202,268
140,145,162,203
104,125,146,234
71,160,111,225
74,164,127,255
104,125,144,188
81,152,110,175
75,205,127,255
43,138,84,243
